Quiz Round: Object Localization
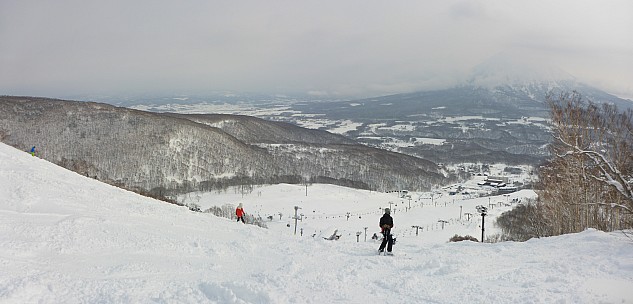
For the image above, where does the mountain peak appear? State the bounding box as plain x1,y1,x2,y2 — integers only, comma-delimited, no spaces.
468,51,576,89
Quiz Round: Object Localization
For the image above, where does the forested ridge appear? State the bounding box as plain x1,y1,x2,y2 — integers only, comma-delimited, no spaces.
0,96,450,196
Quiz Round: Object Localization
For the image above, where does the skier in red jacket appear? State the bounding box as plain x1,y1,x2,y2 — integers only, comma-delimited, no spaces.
236,203,245,223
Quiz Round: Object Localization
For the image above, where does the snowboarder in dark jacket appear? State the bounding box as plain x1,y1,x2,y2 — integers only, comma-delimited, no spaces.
378,208,394,253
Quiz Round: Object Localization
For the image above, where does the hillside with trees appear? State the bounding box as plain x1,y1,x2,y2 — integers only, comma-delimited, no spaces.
0,96,450,197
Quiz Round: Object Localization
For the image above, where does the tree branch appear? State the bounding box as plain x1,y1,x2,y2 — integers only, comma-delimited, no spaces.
554,135,633,201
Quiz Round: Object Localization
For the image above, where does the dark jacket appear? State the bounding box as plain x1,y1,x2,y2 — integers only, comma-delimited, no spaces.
379,213,393,231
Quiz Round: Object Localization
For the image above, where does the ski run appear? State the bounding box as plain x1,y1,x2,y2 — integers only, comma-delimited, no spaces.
1,142,632,303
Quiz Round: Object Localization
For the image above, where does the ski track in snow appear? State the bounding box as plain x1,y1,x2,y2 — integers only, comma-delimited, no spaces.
1,142,632,303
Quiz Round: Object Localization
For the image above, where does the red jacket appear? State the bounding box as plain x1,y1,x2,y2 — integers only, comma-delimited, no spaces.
236,207,244,217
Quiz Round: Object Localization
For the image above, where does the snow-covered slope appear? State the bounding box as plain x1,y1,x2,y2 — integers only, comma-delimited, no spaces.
1,142,632,303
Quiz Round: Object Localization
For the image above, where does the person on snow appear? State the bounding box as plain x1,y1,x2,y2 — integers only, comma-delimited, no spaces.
30,146,36,157
235,203,245,223
378,208,394,254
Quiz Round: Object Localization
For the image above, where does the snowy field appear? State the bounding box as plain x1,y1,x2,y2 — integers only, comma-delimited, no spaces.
131,102,554,162
132,103,300,118
1,142,632,303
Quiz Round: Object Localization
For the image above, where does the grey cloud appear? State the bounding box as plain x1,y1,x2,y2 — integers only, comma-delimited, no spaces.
1,0,632,99
449,1,488,19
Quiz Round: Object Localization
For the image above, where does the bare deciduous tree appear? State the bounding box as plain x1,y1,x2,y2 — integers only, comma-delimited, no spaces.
539,92,633,234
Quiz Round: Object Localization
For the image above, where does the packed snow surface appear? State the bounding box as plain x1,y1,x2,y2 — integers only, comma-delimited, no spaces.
1,142,632,303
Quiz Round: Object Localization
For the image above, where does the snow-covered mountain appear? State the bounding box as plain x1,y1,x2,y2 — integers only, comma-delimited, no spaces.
1,142,632,303
295,53,631,121
468,51,576,91
281,55,631,165
466,51,632,111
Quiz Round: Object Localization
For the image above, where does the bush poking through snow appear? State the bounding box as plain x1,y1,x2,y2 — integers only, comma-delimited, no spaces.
449,234,478,242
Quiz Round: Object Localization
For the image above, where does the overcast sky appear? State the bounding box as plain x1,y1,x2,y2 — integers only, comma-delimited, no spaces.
1,0,632,99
